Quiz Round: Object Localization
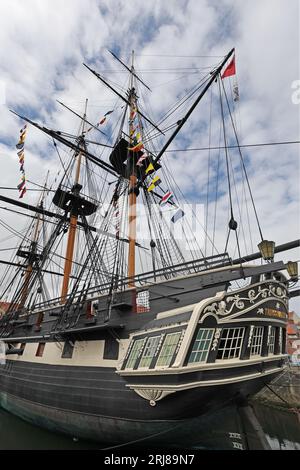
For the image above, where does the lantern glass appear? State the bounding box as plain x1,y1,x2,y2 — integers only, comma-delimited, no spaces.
257,240,275,260
287,261,298,280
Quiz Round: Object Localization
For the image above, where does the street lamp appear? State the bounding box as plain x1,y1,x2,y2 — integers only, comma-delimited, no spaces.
258,240,275,261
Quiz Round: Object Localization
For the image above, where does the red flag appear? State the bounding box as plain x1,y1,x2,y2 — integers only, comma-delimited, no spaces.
128,142,144,152
221,55,236,79
19,187,27,199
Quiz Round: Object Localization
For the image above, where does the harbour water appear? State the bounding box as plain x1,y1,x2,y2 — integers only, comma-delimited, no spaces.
0,402,299,450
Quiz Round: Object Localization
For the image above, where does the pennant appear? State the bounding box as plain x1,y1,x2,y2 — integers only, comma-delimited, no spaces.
17,180,26,191
16,142,24,150
19,187,27,199
159,191,173,206
221,55,236,79
19,131,26,142
128,142,144,152
171,208,185,223
233,83,239,102
147,176,161,192
129,106,137,120
98,109,114,126
145,163,155,175
136,154,147,167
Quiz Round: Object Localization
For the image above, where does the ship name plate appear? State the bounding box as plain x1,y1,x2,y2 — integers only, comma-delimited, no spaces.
257,308,287,319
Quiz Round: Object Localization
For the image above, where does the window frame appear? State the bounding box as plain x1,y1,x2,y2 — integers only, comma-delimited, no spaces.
188,328,215,365
216,327,245,360
268,326,276,354
125,338,145,369
156,332,182,367
250,326,264,356
139,335,161,368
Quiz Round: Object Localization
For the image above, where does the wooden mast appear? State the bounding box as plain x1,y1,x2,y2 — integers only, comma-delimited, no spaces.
19,202,43,308
128,51,137,288
60,99,87,303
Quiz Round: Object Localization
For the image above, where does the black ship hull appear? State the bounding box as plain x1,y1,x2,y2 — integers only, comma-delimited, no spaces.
0,266,290,445
0,360,282,446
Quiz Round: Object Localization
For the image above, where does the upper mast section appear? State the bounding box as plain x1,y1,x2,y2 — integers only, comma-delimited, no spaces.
59,99,95,303
128,50,138,288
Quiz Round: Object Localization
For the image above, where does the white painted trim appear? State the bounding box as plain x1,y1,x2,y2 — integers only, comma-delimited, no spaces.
126,322,189,338
218,317,287,325
172,291,225,368
126,366,287,391
156,303,198,320
118,354,287,376
6,339,127,368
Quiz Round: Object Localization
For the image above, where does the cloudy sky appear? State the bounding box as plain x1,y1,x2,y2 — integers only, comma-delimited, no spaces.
0,0,299,307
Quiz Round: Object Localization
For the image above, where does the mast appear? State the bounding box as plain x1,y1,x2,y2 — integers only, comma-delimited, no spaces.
19,199,44,308
128,51,137,288
60,99,87,303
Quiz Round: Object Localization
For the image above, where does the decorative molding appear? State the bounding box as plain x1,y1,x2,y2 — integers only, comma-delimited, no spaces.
155,333,165,357
211,328,222,351
203,282,288,319
175,330,186,355
134,388,174,403
127,365,287,396
248,325,254,347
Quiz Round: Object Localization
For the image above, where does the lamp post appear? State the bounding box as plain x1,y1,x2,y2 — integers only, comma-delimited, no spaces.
257,240,275,261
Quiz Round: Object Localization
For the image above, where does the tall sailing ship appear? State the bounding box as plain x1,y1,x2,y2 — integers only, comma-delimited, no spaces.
0,48,299,446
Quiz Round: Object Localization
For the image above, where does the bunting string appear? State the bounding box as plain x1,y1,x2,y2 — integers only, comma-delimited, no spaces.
16,124,27,198
127,103,183,224
84,109,114,134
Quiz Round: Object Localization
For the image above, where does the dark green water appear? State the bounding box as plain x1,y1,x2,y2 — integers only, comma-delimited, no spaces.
0,407,99,450
0,403,299,450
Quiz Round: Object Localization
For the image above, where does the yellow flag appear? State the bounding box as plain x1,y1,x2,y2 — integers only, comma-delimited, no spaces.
147,176,161,192
145,163,154,175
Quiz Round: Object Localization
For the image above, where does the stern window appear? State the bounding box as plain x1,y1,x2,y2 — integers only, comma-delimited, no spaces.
188,328,214,364
157,332,181,367
268,326,276,354
250,327,264,356
217,328,245,360
126,339,144,369
139,336,160,368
